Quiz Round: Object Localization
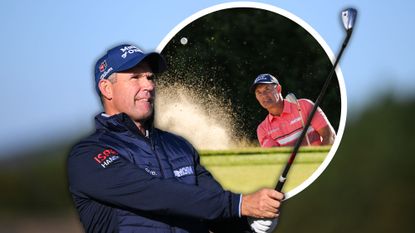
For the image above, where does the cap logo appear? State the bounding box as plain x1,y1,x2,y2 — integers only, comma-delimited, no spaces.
255,75,269,83
99,60,107,72
120,45,143,59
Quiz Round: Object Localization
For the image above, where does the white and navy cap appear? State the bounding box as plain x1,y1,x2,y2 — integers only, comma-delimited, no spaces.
250,73,279,92
94,44,166,94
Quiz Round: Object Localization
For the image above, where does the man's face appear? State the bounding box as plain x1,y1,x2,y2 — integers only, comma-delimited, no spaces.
255,84,281,110
110,62,155,122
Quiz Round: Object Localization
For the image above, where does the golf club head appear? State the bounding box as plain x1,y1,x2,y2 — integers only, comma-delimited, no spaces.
285,93,298,104
342,8,357,31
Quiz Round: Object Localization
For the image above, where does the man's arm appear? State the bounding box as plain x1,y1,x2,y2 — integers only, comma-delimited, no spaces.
257,125,280,147
317,125,336,145
68,144,241,221
192,147,282,219
299,99,336,145
68,143,281,221
189,147,283,233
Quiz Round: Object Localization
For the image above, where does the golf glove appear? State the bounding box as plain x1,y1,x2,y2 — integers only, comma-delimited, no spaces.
248,217,279,233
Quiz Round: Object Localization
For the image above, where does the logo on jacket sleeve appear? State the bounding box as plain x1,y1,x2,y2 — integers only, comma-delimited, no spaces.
93,148,120,168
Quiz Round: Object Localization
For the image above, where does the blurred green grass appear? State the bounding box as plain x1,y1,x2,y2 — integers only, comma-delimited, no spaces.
207,163,321,194
201,148,328,193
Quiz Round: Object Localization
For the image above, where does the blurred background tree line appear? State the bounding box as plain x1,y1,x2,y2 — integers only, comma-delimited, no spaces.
0,7,414,233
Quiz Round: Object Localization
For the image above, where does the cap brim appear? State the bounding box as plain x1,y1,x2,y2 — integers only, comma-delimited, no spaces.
143,53,167,73
117,52,167,73
250,81,275,93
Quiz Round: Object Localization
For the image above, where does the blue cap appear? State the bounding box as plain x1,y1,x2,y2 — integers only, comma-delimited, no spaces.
94,44,166,94
250,73,279,92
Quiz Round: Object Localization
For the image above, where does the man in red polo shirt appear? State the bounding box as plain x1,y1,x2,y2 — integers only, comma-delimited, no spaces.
251,74,336,147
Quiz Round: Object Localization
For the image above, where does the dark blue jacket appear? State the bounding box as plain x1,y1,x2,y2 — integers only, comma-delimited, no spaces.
67,113,249,233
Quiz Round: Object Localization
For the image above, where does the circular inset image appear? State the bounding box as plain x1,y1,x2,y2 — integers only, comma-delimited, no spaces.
155,2,346,199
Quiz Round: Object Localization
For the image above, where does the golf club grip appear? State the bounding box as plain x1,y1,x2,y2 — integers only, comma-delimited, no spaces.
274,30,353,192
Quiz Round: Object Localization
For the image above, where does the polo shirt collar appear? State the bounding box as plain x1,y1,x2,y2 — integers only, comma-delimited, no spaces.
267,99,292,122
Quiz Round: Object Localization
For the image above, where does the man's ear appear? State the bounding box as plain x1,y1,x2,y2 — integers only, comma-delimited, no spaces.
276,84,282,94
99,79,113,100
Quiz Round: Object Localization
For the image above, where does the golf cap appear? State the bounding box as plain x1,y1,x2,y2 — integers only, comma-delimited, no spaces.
250,73,279,92
94,44,167,94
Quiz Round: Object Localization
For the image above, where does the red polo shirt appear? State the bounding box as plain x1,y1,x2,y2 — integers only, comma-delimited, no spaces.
257,99,330,147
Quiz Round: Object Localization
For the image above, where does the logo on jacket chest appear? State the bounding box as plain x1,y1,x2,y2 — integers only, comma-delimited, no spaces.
144,167,158,176
173,166,194,177
93,148,120,168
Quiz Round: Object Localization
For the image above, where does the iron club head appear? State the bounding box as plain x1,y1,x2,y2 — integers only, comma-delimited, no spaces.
342,8,357,31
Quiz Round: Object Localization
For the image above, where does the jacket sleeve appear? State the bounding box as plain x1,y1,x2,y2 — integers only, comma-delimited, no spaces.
67,143,241,221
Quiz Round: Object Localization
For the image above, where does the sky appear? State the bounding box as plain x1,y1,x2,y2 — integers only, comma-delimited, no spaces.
1,0,414,156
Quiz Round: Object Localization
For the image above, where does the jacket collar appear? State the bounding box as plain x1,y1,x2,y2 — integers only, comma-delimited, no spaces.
95,112,154,138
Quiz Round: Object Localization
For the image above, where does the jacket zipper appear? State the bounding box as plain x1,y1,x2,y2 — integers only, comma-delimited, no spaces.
121,116,176,233
150,131,174,233
149,130,165,178
128,123,166,178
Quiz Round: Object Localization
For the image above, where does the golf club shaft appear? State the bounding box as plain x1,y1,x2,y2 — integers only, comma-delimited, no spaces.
275,30,353,192
294,96,311,146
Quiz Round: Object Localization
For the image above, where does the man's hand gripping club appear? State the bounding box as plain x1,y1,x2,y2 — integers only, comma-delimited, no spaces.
241,188,283,233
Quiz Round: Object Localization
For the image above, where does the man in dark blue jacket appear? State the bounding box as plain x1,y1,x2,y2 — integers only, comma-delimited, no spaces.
67,44,283,233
